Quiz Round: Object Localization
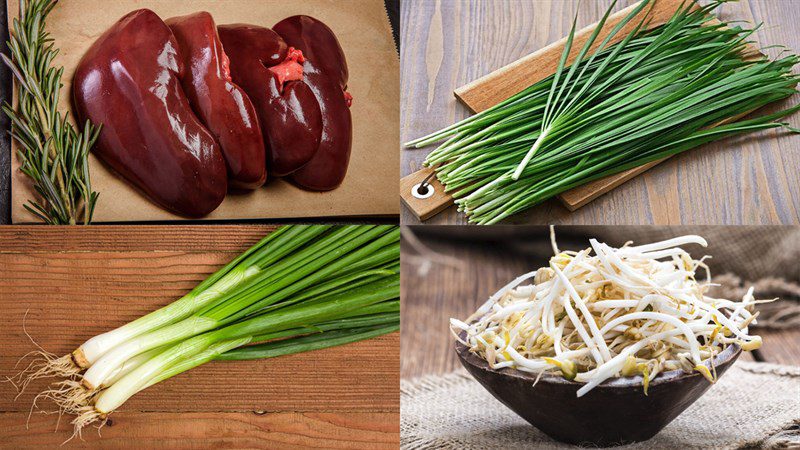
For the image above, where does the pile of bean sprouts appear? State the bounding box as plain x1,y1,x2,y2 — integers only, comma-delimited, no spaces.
451,232,765,397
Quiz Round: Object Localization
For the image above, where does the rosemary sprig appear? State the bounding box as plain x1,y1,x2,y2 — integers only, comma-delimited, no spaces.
1,0,100,224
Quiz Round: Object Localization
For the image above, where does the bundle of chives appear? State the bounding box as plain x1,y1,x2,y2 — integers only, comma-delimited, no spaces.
16,225,399,439
405,0,800,224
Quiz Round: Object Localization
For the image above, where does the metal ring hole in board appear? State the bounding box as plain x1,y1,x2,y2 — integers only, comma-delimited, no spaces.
412,182,434,199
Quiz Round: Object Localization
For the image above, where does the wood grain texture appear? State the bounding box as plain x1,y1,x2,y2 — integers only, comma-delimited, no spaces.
0,0,9,226
400,227,799,379
0,412,399,449
400,0,800,225
0,226,399,447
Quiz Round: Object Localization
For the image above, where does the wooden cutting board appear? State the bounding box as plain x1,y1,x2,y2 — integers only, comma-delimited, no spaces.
400,0,757,220
0,226,399,448
7,0,400,223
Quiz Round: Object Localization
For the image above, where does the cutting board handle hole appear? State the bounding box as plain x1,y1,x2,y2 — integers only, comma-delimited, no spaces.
412,182,434,199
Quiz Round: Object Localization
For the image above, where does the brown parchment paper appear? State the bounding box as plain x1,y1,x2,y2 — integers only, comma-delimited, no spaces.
8,0,399,223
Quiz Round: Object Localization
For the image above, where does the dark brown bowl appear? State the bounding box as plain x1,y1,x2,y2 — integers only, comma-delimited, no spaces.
455,337,741,447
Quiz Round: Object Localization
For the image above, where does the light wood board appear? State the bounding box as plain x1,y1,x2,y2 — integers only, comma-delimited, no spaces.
8,0,400,223
0,226,399,448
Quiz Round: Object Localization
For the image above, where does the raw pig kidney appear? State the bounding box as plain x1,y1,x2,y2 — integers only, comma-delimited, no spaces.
167,12,266,190
274,16,353,191
218,24,323,178
73,9,227,217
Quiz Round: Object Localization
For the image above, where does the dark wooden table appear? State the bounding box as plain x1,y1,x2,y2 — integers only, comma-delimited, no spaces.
0,226,399,448
400,228,800,379
400,0,800,225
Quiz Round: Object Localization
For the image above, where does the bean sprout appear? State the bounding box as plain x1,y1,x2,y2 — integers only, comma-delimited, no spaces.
452,232,765,397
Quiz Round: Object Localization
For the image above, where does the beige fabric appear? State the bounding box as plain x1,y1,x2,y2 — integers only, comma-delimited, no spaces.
400,362,800,449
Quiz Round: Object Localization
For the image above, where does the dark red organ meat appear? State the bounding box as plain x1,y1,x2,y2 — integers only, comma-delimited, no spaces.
274,15,353,191
272,15,348,89
73,9,227,217
218,24,323,177
167,12,266,189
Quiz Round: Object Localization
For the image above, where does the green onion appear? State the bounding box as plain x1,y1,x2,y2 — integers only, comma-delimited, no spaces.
220,324,399,361
75,226,397,391
405,0,800,224
91,279,399,416
19,225,399,440
71,225,330,369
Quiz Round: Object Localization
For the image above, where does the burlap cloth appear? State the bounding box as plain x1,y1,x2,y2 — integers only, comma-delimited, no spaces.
400,362,800,449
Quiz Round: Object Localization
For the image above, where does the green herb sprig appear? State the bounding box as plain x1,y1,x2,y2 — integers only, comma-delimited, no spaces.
2,0,100,224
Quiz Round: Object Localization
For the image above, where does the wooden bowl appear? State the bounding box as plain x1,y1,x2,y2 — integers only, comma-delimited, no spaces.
455,337,741,447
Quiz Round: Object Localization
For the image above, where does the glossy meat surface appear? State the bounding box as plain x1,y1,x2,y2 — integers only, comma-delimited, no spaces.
73,9,227,217
167,12,266,189
274,16,352,191
218,24,322,177
272,15,348,89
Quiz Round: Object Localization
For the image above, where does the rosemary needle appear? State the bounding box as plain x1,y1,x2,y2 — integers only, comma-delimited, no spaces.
2,0,100,224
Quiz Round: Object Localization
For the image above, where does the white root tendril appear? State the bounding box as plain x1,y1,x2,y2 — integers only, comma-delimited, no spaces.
64,406,107,445
10,311,105,440
33,380,98,416
6,311,82,397
452,232,767,397
7,352,82,398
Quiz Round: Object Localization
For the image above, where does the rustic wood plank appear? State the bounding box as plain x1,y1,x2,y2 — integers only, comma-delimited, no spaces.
401,233,541,377
754,329,800,366
559,160,664,211
400,0,800,225
0,411,399,449
0,225,279,252
0,226,399,445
